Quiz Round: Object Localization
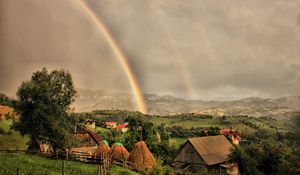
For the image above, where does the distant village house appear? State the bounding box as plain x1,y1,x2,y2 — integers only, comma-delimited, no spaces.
104,122,117,128
85,120,96,129
116,123,129,133
219,128,241,145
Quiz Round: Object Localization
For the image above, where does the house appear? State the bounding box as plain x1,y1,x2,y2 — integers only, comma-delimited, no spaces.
0,105,15,119
104,122,117,128
70,125,102,155
85,120,96,129
116,123,129,133
219,128,241,145
174,135,238,175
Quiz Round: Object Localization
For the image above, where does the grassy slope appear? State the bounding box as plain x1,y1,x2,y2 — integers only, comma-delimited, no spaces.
0,153,98,175
169,138,187,149
150,115,294,148
0,119,29,150
0,153,139,175
150,116,292,133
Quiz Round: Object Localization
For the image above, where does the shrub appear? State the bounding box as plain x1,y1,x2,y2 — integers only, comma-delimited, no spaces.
0,127,5,134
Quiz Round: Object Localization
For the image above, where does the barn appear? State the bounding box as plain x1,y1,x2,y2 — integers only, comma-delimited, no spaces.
174,135,239,175
70,125,102,155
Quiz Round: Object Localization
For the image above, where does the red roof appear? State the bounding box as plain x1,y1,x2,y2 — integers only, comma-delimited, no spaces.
116,124,128,129
219,128,231,134
105,122,117,125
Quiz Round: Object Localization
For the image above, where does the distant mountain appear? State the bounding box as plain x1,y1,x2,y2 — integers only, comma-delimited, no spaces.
72,89,300,119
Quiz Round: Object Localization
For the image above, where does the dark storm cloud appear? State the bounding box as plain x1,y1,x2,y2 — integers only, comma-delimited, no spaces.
0,0,300,100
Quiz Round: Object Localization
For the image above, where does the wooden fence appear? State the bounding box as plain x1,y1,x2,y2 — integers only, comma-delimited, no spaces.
0,149,123,175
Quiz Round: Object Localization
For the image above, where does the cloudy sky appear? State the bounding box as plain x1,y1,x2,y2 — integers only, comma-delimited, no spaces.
0,0,300,101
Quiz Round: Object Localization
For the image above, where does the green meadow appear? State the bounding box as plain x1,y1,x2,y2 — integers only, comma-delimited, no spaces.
0,152,139,175
0,119,29,150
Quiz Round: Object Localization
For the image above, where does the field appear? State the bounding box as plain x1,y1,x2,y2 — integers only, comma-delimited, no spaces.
0,152,139,175
149,115,293,134
0,119,29,150
169,138,186,149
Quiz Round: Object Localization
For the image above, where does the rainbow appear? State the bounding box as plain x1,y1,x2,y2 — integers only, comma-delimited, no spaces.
78,0,148,114
154,11,196,100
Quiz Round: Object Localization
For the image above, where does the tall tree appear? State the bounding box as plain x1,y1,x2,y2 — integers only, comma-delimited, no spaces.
14,68,76,150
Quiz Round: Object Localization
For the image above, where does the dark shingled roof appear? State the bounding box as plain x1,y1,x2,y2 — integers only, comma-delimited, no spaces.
188,135,234,165
85,128,102,145
75,125,102,145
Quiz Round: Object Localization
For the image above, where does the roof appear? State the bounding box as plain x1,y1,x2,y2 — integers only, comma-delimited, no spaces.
187,135,234,165
75,125,102,145
0,105,15,117
85,128,102,145
105,122,117,125
116,123,128,129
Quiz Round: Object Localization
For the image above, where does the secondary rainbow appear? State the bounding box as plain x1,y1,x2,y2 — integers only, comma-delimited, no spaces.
78,0,148,114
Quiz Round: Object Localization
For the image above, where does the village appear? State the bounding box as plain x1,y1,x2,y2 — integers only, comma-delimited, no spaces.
25,116,241,175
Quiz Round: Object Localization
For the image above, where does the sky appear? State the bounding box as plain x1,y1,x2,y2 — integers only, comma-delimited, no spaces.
0,0,300,101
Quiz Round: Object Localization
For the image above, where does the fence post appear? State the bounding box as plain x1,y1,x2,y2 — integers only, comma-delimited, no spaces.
61,159,64,175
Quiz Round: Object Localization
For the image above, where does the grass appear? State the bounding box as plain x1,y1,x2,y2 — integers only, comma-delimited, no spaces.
0,152,98,175
0,119,13,131
0,153,140,175
0,119,29,150
169,137,186,149
108,165,140,175
149,115,293,133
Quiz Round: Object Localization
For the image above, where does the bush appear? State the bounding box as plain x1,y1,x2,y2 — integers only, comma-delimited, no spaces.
0,127,5,134
148,157,173,175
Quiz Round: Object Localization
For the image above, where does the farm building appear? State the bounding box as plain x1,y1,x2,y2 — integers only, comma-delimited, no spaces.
70,125,102,155
219,128,241,145
84,120,96,129
174,135,238,175
0,105,15,119
104,122,117,128
128,141,156,171
116,123,129,133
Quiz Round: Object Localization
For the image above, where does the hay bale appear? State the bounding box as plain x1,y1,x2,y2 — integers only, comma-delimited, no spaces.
95,140,110,156
109,142,129,162
128,141,156,171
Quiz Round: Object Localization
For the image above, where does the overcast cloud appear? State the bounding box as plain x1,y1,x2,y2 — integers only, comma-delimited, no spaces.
0,0,300,100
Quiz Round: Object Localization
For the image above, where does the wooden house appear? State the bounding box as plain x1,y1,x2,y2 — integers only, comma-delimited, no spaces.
85,120,96,129
174,135,238,175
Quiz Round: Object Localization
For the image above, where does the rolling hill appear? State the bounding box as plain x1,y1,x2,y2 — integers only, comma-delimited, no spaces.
72,89,300,119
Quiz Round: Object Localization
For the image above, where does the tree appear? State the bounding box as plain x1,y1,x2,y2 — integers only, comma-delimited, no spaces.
229,146,258,175
124,115,158,151
0,93,14,107
14,68,76,150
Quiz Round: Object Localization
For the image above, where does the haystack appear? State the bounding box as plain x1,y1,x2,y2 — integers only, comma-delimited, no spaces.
128,141,156,171
109,142,129,162
95,140,110,156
